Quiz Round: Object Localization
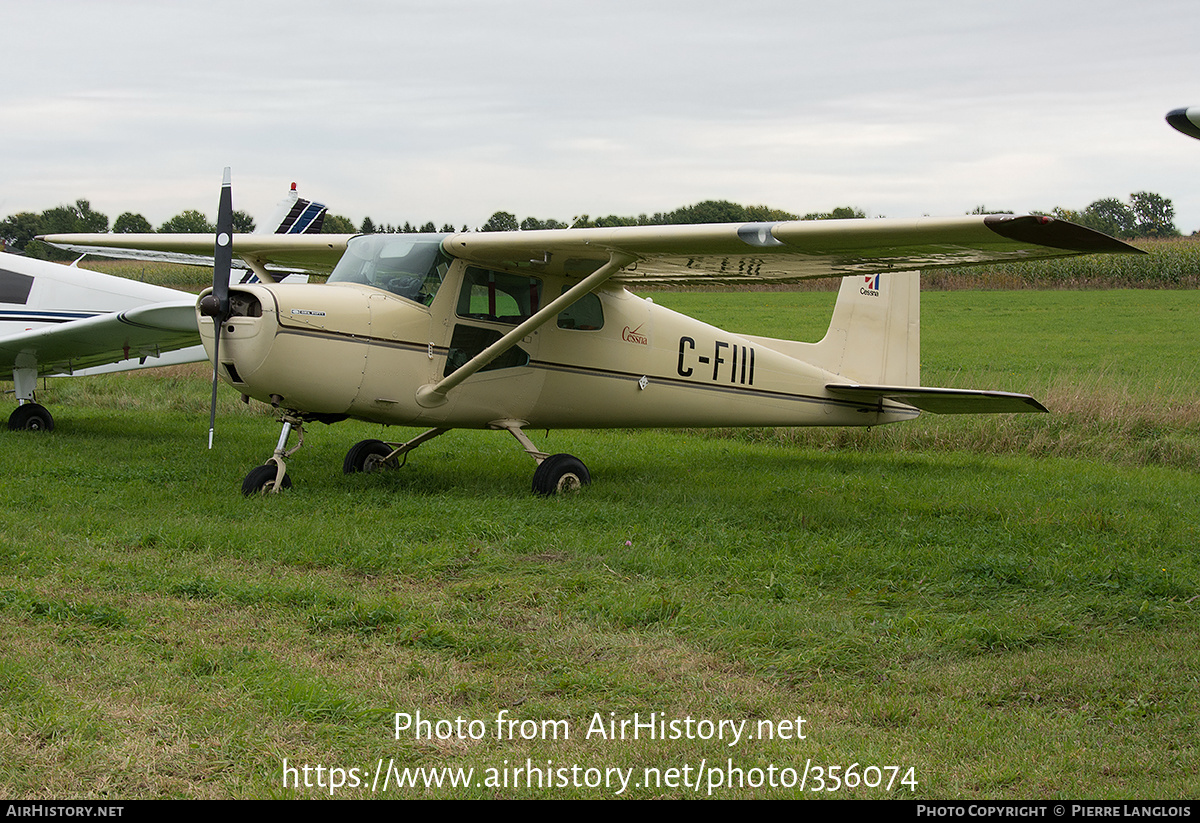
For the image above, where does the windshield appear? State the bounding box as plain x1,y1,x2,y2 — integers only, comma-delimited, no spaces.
327,234,452,306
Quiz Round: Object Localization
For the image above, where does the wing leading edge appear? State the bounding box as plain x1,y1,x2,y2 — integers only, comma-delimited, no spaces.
38,233,354,276
440,215,1142,286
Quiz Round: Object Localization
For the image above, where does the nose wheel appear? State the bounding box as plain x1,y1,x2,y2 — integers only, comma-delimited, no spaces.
8,403,54,432
241,461,293,495
241,415,304,496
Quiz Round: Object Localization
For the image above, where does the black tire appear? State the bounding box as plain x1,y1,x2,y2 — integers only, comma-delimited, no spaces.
343,439,398,474
8,404,54,432
532,453,590,496
241,464,292,496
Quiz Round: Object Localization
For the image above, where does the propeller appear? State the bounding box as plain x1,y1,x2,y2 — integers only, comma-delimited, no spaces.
198,167,234,449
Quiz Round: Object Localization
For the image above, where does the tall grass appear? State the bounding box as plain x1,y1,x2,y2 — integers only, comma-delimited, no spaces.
927,237,1200,290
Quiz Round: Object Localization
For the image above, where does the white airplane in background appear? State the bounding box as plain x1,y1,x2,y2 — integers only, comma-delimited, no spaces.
42,172,1142,496
1,184,327,430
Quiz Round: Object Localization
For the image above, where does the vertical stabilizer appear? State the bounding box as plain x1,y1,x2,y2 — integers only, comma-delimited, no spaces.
265,183,328,235
809,272,920,386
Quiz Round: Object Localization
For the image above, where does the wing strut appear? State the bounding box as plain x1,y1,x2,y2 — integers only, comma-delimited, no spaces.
415,250,637,407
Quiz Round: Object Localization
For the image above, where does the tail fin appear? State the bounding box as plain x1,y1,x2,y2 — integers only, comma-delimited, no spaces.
808,271,920,385
265,182,328,235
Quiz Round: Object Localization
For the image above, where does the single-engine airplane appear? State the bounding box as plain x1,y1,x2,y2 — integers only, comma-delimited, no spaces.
41,172,1142,495
2,183,326,430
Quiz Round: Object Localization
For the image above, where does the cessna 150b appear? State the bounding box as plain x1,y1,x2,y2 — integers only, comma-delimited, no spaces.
41,171,1141,495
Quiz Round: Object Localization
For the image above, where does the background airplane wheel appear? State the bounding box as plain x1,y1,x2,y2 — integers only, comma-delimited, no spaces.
532,453,590,496
8,404,54,432
343,439,398,474
241,464,292,496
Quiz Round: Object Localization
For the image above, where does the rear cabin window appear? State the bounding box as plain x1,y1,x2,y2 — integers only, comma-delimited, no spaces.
556,290,604,330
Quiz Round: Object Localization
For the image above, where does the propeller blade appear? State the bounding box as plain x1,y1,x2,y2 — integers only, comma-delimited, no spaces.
203,167,234,449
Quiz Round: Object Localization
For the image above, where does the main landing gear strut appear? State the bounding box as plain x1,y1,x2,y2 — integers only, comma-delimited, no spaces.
241,415,590,496
7,368,54,432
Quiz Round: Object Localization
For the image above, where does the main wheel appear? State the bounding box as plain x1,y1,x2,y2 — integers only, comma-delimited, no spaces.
343,439,398,474
241,464,293,496
532,453,590,496
8,404,54,432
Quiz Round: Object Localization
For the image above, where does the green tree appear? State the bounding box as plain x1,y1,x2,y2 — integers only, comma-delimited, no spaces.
667,200,748,224
232,210,256,233
1129,191,1178,238
360,217,376,234
0,212,44,251
745,205,800,222
113,212,153,233
1080,198,1136,239
1049,206,1084,224
803,206,867,220
40,199,109,234
321,214,357,234
520,217,568,231
481,211,518,232
159,210,214,233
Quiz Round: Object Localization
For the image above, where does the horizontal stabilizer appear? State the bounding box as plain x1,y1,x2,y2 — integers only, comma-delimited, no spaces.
827,384,1048,414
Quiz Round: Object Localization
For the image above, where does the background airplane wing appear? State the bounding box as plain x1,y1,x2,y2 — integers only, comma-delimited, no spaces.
38,234,354,276
0,300,199,379
442,215,1143,286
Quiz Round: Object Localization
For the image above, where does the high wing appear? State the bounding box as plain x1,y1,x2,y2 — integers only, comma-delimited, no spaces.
43,215,1141,287
440,214,1142,286
0,300,198,380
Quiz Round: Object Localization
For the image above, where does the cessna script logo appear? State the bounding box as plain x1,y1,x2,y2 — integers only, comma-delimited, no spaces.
861,275,881,297
622,324,648,345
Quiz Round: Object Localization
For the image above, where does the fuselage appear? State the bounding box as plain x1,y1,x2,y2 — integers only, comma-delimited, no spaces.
199,234,919,432
0,252,189,337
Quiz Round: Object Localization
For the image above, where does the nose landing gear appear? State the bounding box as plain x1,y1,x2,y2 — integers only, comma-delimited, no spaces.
241,414,304,496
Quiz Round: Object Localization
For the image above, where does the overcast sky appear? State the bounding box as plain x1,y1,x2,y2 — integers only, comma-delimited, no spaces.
4,0,1200,233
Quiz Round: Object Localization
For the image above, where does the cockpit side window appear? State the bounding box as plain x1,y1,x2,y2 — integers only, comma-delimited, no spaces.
327,234,451,306
455,267,543,324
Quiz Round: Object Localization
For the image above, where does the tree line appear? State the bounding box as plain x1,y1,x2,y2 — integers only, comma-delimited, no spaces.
0,199,259,260
2,194,1183,261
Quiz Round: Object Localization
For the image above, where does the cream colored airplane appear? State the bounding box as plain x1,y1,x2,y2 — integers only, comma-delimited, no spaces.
42,172,1141,495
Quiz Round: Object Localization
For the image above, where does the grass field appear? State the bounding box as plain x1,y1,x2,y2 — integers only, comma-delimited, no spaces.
1,287,1198,799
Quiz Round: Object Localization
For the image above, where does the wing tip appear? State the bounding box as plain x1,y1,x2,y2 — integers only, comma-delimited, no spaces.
1167,107,1200,140
984,215,1144,255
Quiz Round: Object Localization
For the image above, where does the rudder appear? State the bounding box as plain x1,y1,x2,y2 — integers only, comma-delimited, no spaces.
808,272,920,386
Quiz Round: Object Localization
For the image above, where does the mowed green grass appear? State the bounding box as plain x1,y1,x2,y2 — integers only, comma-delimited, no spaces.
1,288,1198,799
